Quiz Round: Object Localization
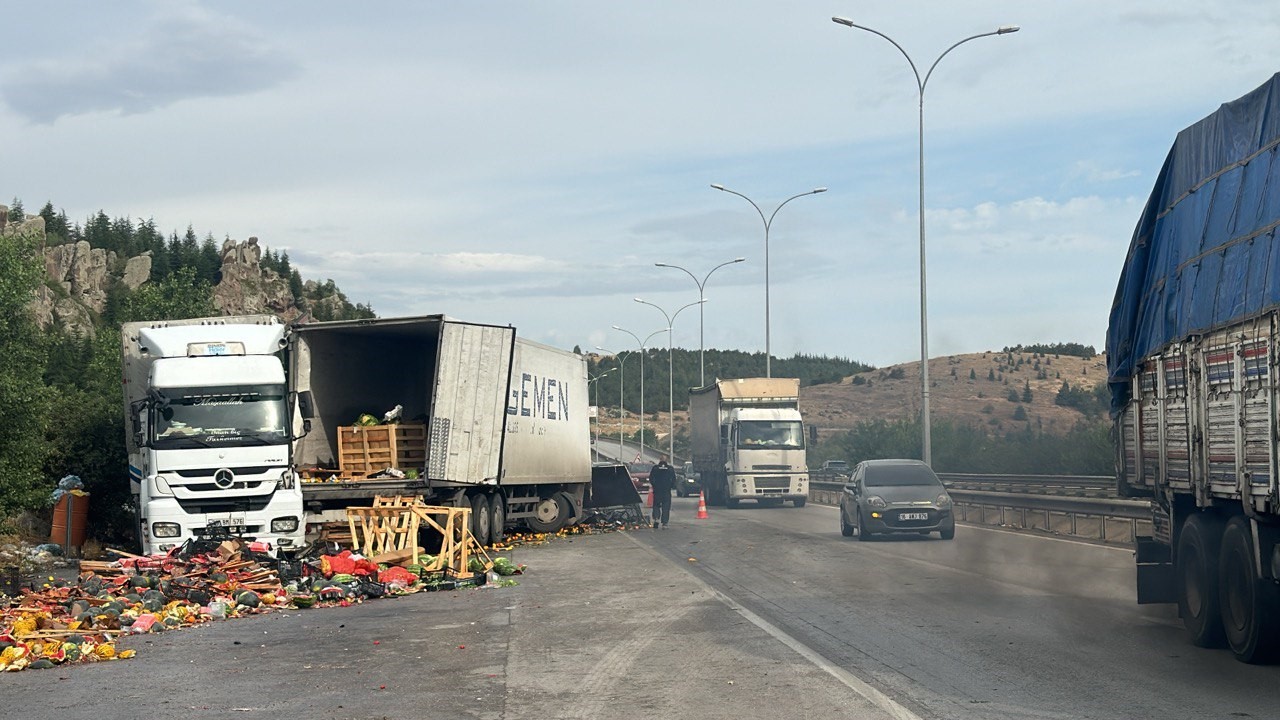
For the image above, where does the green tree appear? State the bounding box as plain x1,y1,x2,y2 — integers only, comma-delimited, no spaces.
1022,379,1033,403
7,198,24,222
0,222,52,518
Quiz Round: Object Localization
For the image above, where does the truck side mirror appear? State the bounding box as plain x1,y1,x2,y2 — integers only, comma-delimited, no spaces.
296,390,315,419
129,399,148,448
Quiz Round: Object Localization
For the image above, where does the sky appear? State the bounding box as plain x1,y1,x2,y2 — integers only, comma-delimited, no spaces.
3,1,1279,368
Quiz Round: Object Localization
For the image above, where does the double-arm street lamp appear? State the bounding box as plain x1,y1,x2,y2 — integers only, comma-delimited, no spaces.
634,298,706,460
655,257,745,387
711,184,826,378
831,17,1018,466
611,326,669,462
594,346,632,461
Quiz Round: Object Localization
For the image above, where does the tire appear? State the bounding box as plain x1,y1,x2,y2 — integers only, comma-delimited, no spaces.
858,508,875,541
526,493,570,533
1219,516,1280,663
1177,512,1225,647
470,494,492,547
840,509,855,537
939,518,956,540
793,497,807,508
555,491,580,527
488,494,506,546
726,497,741,509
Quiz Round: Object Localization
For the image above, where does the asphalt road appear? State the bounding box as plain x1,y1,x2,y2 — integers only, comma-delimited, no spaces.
643,497,1280,720
7,500,1279,719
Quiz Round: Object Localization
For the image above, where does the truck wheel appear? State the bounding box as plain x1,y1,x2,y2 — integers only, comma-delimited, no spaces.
555,491,580,527
488,494,506,546
470,494,492,547
526,494,569,533
1177,512,1225,647
1219,516,1280,663
726,497,741,509
793,497,807,508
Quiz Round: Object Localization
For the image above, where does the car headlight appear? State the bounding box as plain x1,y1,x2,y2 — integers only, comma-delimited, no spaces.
152,522,181,538
937,493,951,507
271,516,299,533
867,495,887,509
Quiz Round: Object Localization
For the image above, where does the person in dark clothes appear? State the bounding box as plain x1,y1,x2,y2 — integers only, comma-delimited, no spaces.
648,454,676,528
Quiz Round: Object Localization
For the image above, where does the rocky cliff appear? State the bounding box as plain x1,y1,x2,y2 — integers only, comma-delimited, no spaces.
3,204,303,335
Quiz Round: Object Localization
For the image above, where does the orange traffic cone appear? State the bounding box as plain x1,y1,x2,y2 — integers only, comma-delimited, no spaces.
696,491,709,520
646,487,654,508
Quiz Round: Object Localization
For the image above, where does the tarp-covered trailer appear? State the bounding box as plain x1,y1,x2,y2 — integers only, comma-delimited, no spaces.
1107,73,1280,662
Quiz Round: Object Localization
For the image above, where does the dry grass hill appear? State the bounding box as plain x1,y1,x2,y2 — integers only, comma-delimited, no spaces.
801,350,1109,443
597,349,1110,453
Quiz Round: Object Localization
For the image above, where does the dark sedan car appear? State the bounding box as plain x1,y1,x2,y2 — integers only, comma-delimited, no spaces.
839,459,955,540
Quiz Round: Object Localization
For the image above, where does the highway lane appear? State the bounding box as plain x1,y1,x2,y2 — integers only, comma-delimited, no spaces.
638,497,1280,720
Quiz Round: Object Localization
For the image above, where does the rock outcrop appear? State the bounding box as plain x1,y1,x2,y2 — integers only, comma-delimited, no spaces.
212,236,303,321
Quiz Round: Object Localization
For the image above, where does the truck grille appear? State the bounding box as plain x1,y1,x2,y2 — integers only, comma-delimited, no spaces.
752,465,791,471
754,477,791,489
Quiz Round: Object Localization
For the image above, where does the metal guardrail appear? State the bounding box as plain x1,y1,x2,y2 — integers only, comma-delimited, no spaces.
809,479,1152,545
937,473,1114,498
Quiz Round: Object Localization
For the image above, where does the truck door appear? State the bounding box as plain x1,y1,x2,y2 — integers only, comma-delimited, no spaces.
429,321,515,482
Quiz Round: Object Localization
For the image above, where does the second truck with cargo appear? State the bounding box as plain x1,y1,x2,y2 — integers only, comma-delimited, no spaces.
689,377,809,507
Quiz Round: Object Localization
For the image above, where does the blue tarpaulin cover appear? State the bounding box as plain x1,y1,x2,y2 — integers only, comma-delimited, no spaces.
1107,72,1280,413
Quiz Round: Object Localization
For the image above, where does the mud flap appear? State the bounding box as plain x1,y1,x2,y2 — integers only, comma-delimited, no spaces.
1136,536,1176,604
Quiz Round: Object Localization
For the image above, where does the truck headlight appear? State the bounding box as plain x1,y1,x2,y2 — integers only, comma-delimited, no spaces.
271,516,299,533
152,522,181,538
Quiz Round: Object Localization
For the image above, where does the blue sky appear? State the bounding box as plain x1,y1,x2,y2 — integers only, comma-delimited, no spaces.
4,1,1279,367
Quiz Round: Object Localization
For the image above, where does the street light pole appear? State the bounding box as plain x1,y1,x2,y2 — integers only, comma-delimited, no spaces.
595,346,631,462
831,17,1018,466
588,368,614,451
635,298,705,461
612,326,669,462
655,257,745,387
710,184,826,378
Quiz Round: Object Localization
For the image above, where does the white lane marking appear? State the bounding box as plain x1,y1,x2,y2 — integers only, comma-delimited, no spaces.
807,501,1134,552
624,532,923,720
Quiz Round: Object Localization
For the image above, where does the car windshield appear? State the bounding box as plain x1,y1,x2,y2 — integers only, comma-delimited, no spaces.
864,464,942,488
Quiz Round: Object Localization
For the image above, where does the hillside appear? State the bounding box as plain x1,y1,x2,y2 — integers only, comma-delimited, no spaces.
595,349,1109,459
803,350,1108,441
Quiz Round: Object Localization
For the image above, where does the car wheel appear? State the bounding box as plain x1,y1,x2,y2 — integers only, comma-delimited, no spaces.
840,509,854,537
939,518,955,540
793,497,807,508
857,508,874,541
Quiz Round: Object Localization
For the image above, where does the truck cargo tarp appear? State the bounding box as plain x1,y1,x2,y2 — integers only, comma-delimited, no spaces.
1107,72,1280,413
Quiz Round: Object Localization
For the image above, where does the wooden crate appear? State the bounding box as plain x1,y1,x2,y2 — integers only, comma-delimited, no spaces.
337,423,427,476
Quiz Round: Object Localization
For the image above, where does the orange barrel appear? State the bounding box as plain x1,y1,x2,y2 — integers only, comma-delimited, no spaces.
50,493,90,548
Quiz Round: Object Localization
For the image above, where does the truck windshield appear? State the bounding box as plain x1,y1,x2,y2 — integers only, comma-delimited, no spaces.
737,420,805,449
151,384,288,449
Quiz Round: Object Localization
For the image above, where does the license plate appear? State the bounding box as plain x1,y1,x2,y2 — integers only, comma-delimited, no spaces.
207,515,246,531
900,512,929,521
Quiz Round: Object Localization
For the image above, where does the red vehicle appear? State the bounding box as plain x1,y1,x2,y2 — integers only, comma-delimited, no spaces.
627,462,651,492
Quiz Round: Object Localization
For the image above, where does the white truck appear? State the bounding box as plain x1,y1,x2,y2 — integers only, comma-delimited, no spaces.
689,377,809,508
291,315,597,545
121,316,305,556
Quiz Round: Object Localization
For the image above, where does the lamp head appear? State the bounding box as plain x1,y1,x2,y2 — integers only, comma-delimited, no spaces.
813,187,828,194
831,16,854,27
733,257,745,263
997,25,1020,34
710,183,726,191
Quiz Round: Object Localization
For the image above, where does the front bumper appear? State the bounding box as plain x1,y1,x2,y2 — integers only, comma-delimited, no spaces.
863,506,953,533
140,496,305,557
